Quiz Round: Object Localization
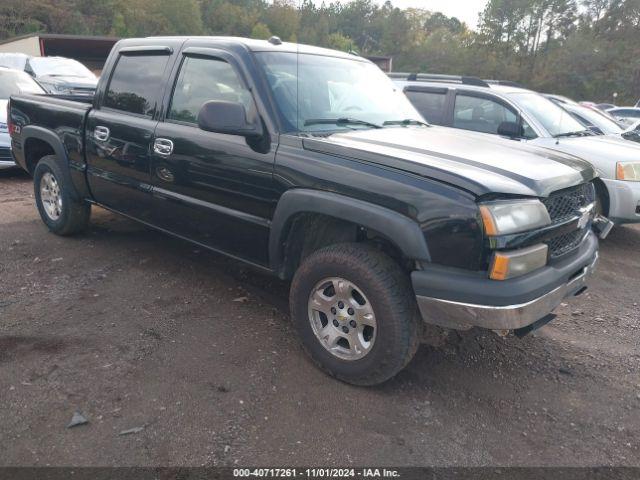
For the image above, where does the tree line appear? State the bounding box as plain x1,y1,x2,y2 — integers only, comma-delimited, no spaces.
1,0,638,103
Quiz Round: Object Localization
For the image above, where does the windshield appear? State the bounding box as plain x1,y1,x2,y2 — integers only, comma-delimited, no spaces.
511,92,586,137
28,57,96,79
0,69,45,98
255,52,424,133
567,104,623,134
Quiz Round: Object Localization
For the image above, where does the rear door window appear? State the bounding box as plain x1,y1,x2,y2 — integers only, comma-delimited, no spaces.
404,89,447,125
104,54,170,117
453,94,517,134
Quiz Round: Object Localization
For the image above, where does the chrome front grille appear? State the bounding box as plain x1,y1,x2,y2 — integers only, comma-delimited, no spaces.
542,182,595,224
543,183,595,259
547,229,587,259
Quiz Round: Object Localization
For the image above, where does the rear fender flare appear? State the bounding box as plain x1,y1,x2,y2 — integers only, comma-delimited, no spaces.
22,125,80,201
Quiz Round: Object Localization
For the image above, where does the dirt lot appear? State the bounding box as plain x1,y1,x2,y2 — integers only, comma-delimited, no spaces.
1,169,639,467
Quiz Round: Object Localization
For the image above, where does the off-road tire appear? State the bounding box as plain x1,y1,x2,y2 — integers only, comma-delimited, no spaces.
33,155,90,235
290,243,419,386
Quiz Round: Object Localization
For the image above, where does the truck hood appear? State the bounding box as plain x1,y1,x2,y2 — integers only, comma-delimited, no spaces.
533,134,640,178
302,126,596,197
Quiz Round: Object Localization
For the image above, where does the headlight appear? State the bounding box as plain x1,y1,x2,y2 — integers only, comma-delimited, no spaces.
616,162,640,181
479,199,551,236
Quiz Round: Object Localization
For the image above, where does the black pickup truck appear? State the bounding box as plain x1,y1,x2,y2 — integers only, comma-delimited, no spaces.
9,37,607,385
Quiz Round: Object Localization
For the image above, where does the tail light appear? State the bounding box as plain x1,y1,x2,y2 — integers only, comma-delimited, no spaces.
7,101,14,135
7,101,19,136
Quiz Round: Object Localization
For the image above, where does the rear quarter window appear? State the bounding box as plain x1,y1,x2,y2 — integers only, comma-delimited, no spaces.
103,54,170,117
405,89,447,125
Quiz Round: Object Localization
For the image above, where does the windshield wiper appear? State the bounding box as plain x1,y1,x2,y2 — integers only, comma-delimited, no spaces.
553,129,595,138
383,119,430,127
303,117,382,129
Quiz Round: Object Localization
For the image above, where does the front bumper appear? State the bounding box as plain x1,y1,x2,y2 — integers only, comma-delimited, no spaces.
602,178,640,224
0,160,17,170
412,231,599,331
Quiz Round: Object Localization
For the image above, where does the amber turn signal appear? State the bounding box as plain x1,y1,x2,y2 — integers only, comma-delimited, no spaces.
479,205,498,236
489,254,511,280
489,244,549,281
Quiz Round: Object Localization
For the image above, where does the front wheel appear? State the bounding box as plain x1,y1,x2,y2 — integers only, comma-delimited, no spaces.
33,155,90,235
290,243,419,385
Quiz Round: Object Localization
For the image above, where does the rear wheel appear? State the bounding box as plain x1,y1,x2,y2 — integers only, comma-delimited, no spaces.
34,155,90,235
290,243,419,385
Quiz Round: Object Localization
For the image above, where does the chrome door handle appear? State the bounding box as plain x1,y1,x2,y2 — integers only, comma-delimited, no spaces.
153,138,174,157
94,126,110,142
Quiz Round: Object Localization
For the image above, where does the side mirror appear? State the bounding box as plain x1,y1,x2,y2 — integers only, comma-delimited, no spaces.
497,121,524,139
197,100,263,138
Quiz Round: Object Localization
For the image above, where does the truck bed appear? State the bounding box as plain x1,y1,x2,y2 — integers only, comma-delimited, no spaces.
9,93,92,192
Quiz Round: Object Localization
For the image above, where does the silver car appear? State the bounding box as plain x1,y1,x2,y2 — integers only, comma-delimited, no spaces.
607,107,640,128
0,53,97,96
546,97,631,136
0,67,45,169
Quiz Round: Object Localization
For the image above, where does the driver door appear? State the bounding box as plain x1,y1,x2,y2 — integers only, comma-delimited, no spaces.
149,47,278,266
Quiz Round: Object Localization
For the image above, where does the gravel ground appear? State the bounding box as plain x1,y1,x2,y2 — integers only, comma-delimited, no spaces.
1,170,639,467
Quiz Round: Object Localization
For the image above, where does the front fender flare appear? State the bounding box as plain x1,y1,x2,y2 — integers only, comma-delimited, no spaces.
269,189,431,273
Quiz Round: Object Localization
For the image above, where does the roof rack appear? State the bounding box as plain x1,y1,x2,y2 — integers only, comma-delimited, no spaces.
483,79,524,88
388,72,489,88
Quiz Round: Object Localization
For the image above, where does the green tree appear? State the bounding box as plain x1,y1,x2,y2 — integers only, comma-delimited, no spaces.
250,22,271,39
264,0,299,41
157,0,202,35
327,32,353,52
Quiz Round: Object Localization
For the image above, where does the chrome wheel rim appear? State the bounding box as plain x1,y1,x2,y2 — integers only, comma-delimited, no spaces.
40,172,62,221
307,277,377,361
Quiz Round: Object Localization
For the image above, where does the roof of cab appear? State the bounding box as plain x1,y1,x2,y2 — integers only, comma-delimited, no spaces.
131,36,363,61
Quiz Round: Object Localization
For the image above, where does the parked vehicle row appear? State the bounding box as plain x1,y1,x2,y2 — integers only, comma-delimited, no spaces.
545,95,640,141
608,107,640,127
391,73,640,225
4,37,617,384
0,52,98,96
540,94,640,128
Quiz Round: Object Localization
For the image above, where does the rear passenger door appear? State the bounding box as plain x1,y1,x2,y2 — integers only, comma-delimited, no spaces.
85,43,180,221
